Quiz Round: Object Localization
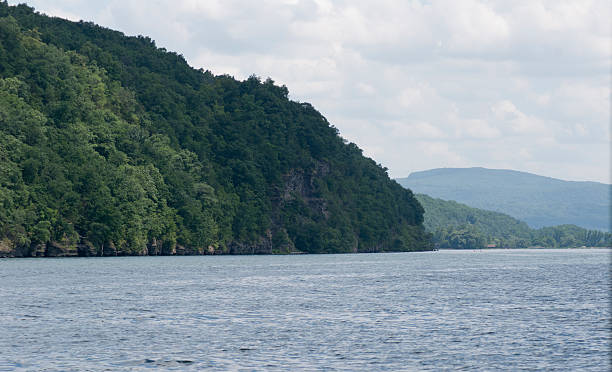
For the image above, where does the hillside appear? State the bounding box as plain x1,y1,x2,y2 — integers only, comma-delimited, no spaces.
0,3,431,257
416,194,611,249
397,167,610,231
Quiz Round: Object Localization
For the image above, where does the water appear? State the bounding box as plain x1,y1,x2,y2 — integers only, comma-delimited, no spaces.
0,249,609,371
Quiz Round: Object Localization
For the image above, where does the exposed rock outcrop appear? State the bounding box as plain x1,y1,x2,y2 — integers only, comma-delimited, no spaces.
102,241,117,256
77,240,97,256
0,239,14,258
45,241,78,257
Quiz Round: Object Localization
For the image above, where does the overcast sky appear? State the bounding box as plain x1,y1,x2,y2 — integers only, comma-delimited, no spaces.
9,0,610,182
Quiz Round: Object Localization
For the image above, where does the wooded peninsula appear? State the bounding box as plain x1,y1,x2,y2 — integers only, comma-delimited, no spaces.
0,3,432,257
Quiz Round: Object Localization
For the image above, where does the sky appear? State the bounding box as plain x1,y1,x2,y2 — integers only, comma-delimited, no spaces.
8,0,611,183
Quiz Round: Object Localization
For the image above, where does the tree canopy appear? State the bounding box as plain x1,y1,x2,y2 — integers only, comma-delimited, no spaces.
0,3,431,256
417,194,611,249
398,167,610,231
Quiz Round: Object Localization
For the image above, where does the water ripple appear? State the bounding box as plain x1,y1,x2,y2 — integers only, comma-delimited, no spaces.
0,249,610,371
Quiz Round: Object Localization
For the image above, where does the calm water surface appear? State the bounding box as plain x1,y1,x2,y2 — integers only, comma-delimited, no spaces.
0,249,610,371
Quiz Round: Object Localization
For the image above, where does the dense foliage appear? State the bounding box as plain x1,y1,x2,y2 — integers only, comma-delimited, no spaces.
0,3,431,256
398,167,611,231
417,194,611,249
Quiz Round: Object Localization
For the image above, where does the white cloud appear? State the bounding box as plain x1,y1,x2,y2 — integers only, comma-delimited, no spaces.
419,141,465,167
9,0,611,183
386,121,447,140
452,117,501,139
554,82,609,122
491,100,549,135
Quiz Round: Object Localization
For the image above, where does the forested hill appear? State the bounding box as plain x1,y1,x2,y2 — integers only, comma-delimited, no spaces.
416,194,611,249
397,167,610,231
0,3,432,257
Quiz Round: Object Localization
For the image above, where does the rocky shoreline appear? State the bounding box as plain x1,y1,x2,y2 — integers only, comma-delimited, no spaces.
0,235,290,258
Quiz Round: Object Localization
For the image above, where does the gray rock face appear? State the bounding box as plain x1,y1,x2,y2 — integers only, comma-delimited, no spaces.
0,239,12,257
77,240,97,256
45,241,78,257
162,241,177,255
102,241,117,256
33,243,46,257
147,238,161,255
228,233,273,255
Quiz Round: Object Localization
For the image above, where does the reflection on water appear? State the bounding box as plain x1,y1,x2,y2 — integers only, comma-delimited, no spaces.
0,249,610,371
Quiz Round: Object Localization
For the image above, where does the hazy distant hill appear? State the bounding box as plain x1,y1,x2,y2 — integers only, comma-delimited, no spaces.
415,194,611,249
397,168,610,231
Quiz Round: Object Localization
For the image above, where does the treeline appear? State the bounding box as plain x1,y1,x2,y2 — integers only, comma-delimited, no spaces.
416,194,611,249
0,3,432,257
397,167,610,231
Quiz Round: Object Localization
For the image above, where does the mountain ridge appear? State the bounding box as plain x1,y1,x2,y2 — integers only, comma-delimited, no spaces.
415,193,611,249
408,167,608,186
397,167,610,231
0,3,432,257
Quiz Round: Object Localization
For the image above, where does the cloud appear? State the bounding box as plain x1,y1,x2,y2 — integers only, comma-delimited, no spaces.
10,0,610,183
491,100,548,135
451,117,501,139
386,121,447,139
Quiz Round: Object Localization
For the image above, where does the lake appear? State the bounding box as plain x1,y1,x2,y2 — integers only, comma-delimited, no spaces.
0,249,609,371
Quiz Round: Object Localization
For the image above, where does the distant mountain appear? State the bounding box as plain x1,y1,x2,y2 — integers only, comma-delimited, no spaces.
415,194,611,249
397,168,611,231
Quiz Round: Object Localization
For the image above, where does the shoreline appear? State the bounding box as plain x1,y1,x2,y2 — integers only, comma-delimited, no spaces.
2,246,609,259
